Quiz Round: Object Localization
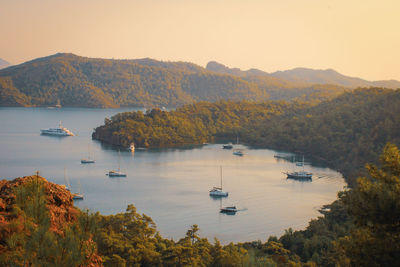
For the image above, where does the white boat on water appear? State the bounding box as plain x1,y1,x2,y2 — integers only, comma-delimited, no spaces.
73,174,84,200
107,151,127,177
81,145,95,163
209,166,228,197
233,149,243,156
41,121,74,136
129,143,135,152
285,155,312,180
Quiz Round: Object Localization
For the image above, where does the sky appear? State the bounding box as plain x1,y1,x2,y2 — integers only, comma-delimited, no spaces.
1,0,400,81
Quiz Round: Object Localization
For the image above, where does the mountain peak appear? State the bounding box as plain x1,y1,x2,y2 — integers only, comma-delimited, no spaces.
0,58,11,69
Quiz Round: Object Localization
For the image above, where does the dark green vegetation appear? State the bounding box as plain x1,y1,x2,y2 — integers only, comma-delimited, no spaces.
93,88,400,186
2,144,400,266
92,100,304,148
244,88,400,186
0,53,349,108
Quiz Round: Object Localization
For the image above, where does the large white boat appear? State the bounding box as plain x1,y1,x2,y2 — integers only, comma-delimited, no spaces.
41,121,74,136
209,166,228,197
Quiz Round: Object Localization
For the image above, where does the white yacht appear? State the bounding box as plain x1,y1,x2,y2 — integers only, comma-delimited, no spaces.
209,166,228,197
41,121,74,136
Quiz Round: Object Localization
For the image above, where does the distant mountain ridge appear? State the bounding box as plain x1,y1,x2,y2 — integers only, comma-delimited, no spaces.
206,61,400,89
0,53,350,107
0,58,10,69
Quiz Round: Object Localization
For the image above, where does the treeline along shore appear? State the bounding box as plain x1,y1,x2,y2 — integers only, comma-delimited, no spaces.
93,87,400,186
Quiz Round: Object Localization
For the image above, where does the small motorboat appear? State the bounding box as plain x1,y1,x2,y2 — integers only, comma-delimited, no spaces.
222,143,233,149
233,150,243,156
220,206,237,213
72,193,84,200
81,159,95,164
107,170,127,177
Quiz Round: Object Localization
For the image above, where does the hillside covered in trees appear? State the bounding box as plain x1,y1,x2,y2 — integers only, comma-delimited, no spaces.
244,88,400,186
0,53,348,108
93,88,400,186
2,143,400,266
92,100,304,148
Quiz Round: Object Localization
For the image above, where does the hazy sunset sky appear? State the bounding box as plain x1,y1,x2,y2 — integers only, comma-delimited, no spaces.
1,0,399,80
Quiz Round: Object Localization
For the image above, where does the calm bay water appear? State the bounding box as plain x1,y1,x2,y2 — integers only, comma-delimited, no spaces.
0,107,346,243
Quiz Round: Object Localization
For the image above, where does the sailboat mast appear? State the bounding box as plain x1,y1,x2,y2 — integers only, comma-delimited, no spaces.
220,166,222,189
118,150,121,171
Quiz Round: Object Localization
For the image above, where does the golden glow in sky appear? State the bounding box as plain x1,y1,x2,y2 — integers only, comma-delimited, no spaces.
1,0,400,80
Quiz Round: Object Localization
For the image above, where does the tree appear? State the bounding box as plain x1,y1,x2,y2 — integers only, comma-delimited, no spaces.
335,143,400,266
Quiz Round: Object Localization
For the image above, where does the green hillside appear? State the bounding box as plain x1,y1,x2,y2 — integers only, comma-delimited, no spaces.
0,53,346,108
243,87,400,185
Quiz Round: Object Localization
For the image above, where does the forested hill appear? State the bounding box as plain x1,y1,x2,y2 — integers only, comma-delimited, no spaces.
243,87,400,185
0,53,346,108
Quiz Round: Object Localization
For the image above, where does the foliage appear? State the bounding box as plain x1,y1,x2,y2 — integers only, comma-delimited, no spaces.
92,100,302,148
243,88,400,185
0,177,99,267
334,143,400,266
0,53,346,108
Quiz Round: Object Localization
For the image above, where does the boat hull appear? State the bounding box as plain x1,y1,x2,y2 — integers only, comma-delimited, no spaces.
286,173,312,180
40,130,73,136
81,159,95,164
209,191,229,197
108,172,127,177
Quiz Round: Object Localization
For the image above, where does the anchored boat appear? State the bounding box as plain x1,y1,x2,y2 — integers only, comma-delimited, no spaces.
209,166,228,197
41,121,74,136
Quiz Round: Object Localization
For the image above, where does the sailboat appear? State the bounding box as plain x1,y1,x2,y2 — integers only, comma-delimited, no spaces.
209,166,228,197
81,145,95,163
284,155,312,180
63,167,71,191
107,151,127,177
72,177,84,200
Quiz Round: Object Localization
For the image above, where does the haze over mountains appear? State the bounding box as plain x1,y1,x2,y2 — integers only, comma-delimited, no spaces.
0,58,11,69
0,53,398,108
206,61,400,89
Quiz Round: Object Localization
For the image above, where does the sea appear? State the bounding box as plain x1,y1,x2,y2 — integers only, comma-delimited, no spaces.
0,107,346,243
